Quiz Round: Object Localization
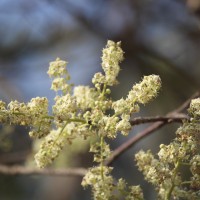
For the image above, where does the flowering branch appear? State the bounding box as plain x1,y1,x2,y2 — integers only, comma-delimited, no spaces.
105,91,200,166
0,41,200,199
0,97,198,176
0,115,189,176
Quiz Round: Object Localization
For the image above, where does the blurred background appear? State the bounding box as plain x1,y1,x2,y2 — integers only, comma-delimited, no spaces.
0,0,200,199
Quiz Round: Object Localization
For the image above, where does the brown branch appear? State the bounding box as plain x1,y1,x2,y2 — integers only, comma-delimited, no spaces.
172,91,200,113
130,113,188,126
105,121,168,166
105,91,200,166
0,164,87,177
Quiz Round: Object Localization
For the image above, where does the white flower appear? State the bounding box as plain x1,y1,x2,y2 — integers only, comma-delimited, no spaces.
188,98,200,117
53,94,77,121
47,57,68,77
116,114,132,136
73,86,98,110
128,75,161,104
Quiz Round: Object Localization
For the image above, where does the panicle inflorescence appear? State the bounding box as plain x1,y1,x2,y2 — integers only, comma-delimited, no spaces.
116,114,132,136
112,75,161,116
53,94,77,122
73,86,98,110
188,98,200,118
0,40,166,199
7,100,31,125
90,141,111,163
127,75,161,105
135,98,200,199
0,97,50,138
92,40,124,87
28,97,51,138
34,127,68,168
82,166,144,200
47,57,72,94
82,166,114,200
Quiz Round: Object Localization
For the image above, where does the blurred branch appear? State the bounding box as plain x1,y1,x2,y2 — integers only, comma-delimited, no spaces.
57,1,105,37
0,164,87,176
0,150,30,164
172,91,200,113
134,46,200,94
105,91,200,165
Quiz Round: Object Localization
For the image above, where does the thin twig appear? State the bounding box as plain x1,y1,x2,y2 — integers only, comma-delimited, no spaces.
105,91,200,166
105,121,167,166
172,91,200,113
0,164,87,176
130,113,188,126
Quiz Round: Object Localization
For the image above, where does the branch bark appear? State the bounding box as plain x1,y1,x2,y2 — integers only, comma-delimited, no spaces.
130,113,188,126
0,164,87,176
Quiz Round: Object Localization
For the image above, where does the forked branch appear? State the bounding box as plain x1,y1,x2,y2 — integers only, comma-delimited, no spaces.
105,91,200,165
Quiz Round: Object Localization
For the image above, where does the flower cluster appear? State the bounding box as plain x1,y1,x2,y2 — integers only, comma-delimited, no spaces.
92,40,124,87
82,140,144,199
188,98,200,118
0,40,200,199
28,97,51,138
112,75,161,115
53,94,77,121
82,166,144,200
0,97,50,138
82,166,114,200
47,57,72,94
0,40,163,199
135,98,200,199
127,75,161,105
73,86,98,110
34,128,68,168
